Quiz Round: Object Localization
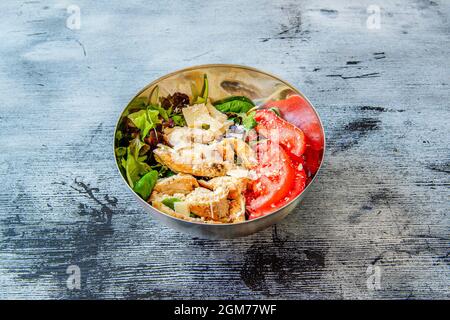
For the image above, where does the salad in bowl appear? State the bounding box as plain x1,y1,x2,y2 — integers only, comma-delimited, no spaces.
114,65,324,233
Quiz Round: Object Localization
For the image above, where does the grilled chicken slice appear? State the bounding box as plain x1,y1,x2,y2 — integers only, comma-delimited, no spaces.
163,127,216,149
151,189,231,223
198,176,248,223
152,200,189,219
198,176,248,200
152,174,199,196
229,195,246,222
152,201,226,224
151,176,247,223
153,137,256,178
150,191,186,203
220,138,257,169
185,186,230,220
150,192,190,218
153,144,231,177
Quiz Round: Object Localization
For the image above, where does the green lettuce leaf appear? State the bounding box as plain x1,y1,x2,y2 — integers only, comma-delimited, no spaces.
124,153,148,188
115,147,127,157
127,109,160,139
124,137,151,188
133,170,159,199
242,111,257,130
171,114,186,126
148,104,169,121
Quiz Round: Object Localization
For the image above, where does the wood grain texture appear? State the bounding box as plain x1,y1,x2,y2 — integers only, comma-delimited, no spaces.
0,0,448,299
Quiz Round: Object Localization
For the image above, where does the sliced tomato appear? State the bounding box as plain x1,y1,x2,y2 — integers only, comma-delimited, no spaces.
246,140,295,219
303,147,323,177
254,109,306,158
264,95,324,151
271,159,307,209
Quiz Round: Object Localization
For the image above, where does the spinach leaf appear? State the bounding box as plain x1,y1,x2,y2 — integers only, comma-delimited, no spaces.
162,197,182,210
133,170,159,199
213,95,258,130
213,96,255,114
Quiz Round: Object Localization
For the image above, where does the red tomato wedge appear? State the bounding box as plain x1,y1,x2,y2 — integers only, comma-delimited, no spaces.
264,95,324,151
303,146,323,176
254,109,306,158
247,158,307,220
271,159,307,210
246,140,295,219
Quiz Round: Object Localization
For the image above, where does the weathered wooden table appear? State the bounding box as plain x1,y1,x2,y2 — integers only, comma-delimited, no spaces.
0,0,448,299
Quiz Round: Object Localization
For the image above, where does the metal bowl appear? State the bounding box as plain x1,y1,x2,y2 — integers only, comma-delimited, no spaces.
114,64,325,239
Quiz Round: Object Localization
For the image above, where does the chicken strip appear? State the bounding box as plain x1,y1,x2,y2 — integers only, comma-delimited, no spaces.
229,196,246,223
185,186,230,220
153,144,231,177
154,133,257,177
152,173,199,196
220,138,257,169
198,176,248,223
198,176,248,200
151,177,247,223
163,126,216,149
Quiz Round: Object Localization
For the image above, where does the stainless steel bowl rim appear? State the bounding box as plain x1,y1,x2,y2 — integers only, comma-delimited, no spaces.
113,63,326,227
